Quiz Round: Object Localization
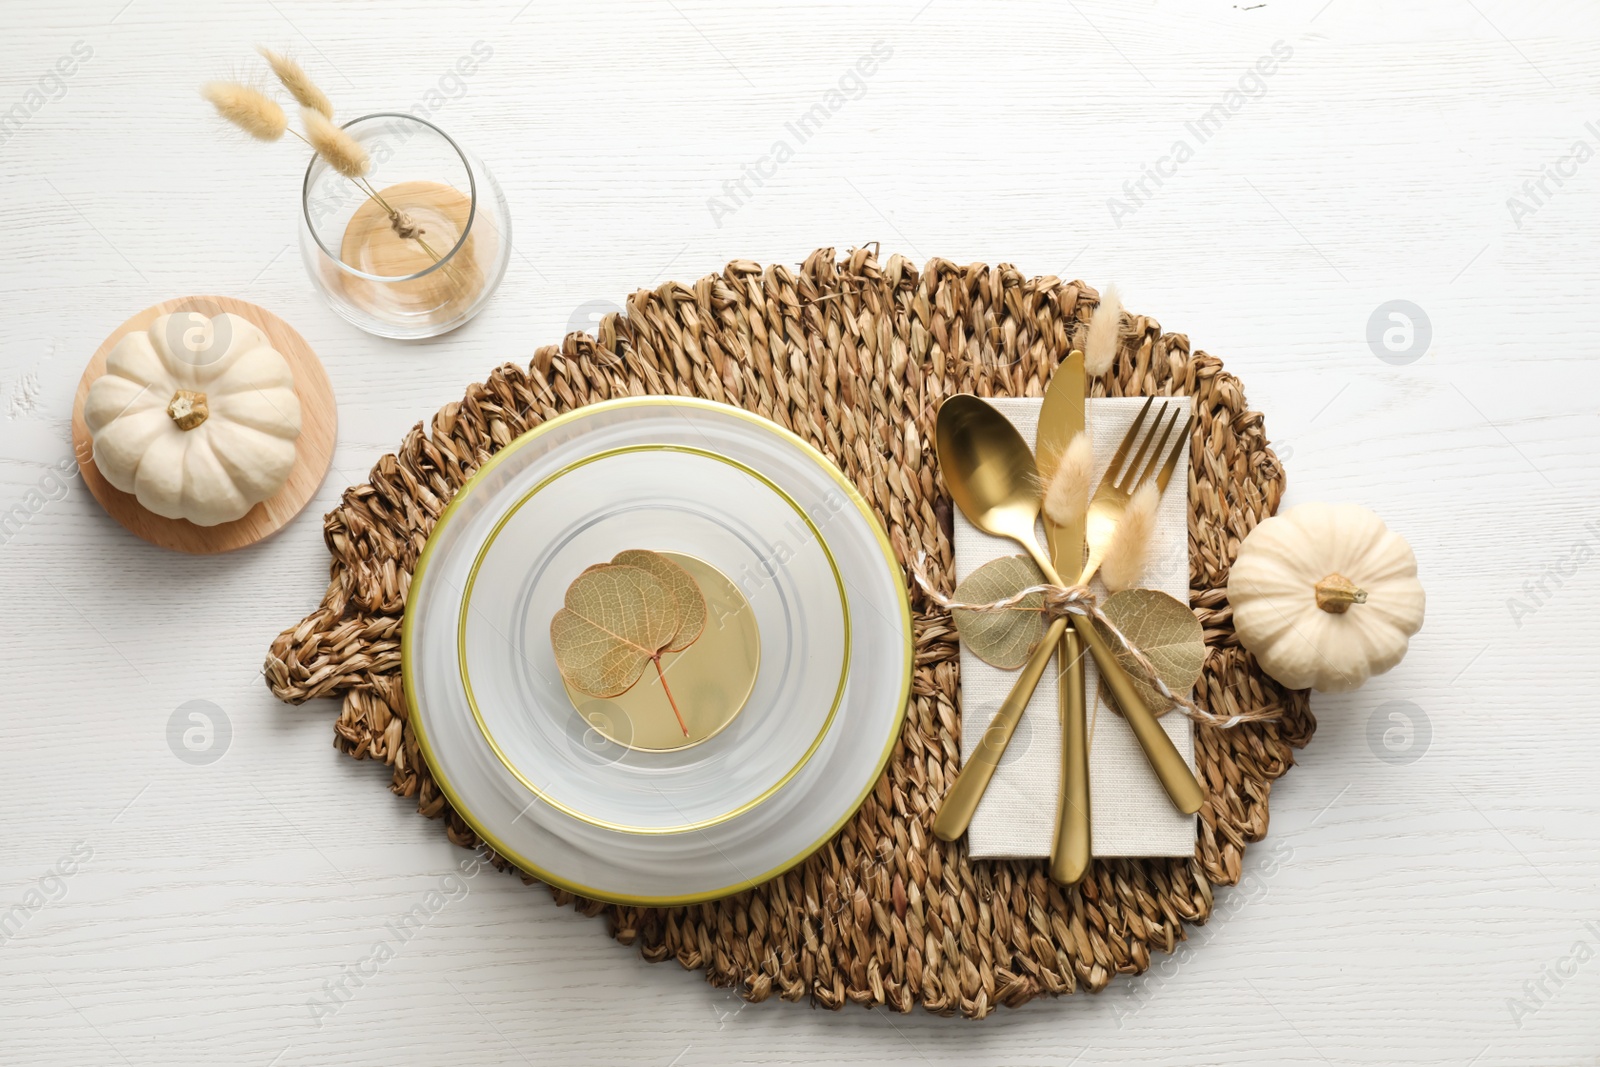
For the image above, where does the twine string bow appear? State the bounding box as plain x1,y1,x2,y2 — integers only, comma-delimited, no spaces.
912,554,1278,729
389,209,423,240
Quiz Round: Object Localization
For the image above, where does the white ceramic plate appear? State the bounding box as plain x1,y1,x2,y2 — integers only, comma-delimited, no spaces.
404,397,912,905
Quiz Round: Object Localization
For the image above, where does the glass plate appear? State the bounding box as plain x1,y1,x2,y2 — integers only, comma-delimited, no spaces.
458,444,850,833
403,397,913,905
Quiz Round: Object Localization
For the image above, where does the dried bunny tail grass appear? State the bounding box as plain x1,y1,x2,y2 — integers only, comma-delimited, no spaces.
201,81,287,141
258,46,333,119
1043,431,1093,529
1084,282,1122,376
1101,480,1159,592
302,107,368,178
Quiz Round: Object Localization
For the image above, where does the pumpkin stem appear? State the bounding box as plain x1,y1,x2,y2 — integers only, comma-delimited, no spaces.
1315,573,1368,614
167,389,209,431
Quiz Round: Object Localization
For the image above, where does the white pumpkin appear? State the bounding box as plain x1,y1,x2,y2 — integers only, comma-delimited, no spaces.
84,313,302,526
1227,502,1424,693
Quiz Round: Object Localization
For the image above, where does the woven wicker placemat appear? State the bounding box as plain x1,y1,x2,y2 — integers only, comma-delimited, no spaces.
264,247,1313,1018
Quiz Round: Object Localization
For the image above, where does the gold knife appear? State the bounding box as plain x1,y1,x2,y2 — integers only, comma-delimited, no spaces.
1036,351,1091,884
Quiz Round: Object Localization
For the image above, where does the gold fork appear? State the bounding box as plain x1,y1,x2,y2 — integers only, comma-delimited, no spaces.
1071,396,1199,813
1079,397,1193,586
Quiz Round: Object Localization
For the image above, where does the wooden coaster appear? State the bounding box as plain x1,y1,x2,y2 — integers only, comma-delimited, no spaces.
70,295,337,554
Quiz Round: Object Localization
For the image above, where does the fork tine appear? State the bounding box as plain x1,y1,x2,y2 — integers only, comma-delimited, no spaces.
1115,402,1166,493
1154,413,1193,493
1105,397,1155,487
1133,406,1182,490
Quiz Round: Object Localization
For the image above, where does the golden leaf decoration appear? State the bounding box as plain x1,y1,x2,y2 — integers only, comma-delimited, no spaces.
950,555,1046,669
1094,587,1207,716
550,550,707,736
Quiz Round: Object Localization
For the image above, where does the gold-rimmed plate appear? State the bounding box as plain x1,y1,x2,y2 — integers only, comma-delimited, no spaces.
457,443,850,835
402,397,912,906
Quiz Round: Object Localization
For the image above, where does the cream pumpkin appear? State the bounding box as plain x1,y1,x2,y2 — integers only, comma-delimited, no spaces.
1227,502,1424,693
84,313,302,526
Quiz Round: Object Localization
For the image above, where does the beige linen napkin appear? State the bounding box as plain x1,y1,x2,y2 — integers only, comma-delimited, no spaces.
953,396,1196,858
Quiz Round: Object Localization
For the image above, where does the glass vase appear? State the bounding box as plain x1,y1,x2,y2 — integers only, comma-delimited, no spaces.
299,113,511,339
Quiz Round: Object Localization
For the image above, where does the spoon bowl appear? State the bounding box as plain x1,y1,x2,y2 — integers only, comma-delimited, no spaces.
935,395,1061,582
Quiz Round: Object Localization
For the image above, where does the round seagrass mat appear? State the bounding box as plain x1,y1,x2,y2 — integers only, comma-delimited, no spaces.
264,247,1313,1018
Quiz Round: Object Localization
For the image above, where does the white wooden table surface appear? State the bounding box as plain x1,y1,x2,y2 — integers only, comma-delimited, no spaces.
3,1,1598,1064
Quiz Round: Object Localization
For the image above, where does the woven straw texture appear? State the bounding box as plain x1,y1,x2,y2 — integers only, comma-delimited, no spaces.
265,247,1313,1018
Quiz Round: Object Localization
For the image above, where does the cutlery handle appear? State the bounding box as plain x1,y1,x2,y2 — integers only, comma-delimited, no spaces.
1048,625,1091,884
1070,614,1204,816
933,615,1070,842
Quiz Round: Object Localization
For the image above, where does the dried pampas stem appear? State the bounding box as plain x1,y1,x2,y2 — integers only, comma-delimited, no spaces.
201,58,459,289
1102,481,1159,592
1084,282,1122,376
258,47,333,119
301,107,369,179
289,113,454,276
201,82,287,141
1043,431,1093,529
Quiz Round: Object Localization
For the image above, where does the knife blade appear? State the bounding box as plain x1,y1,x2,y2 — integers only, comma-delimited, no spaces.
1037,350,1091,885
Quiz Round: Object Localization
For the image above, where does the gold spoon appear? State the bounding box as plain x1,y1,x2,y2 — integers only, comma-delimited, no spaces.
932,396,1202,841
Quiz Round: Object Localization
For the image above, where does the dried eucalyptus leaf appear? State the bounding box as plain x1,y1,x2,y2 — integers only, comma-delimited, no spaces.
551,549,706,737
951,555,1046,669
611,549,706,651
550,564,678,697
1094,587,1207,716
